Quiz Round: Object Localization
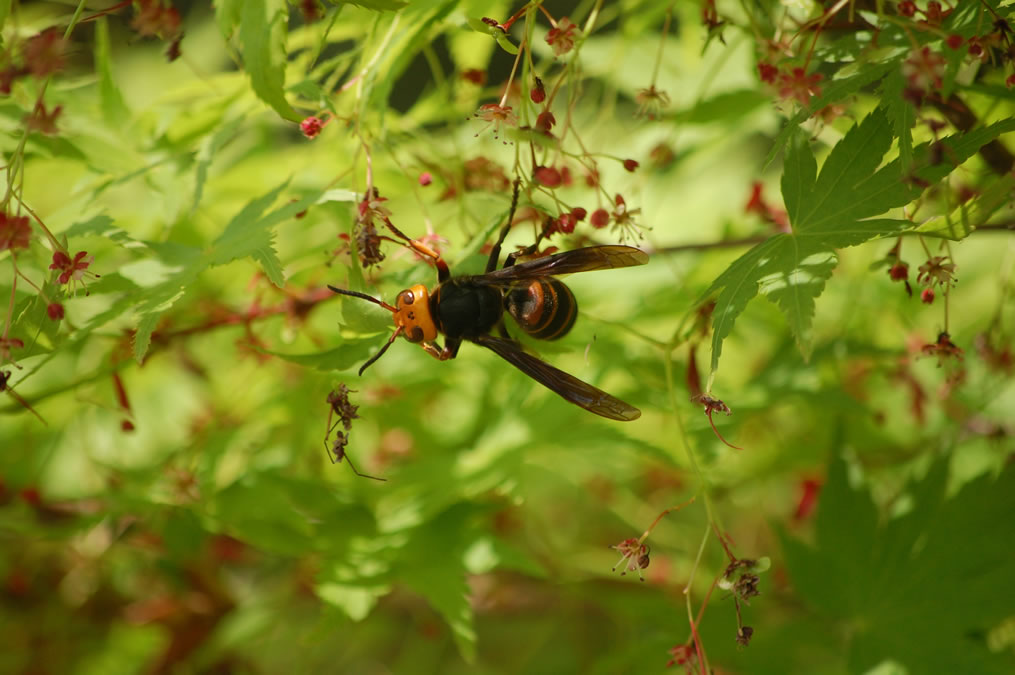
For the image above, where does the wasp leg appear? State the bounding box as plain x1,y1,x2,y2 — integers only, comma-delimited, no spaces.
383,219,450,282
486,179,522,273
503,226,550,269
420,336,463,361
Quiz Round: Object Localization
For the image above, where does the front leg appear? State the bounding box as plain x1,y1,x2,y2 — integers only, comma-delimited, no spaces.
420,336,463,361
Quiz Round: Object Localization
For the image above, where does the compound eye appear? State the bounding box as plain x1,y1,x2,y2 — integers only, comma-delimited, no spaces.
398,290,414,306
406,326,424,343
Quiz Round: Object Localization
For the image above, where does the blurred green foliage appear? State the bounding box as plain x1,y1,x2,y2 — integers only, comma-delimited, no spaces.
1,1,1013,673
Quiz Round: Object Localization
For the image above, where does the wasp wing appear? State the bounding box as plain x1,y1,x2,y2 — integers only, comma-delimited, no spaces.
477,245,648,284
474,334,641,421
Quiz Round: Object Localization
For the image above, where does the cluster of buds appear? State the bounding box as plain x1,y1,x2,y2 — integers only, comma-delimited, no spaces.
757,61,824,107
131,0,184,61
354,190,392,267
0,29,67,95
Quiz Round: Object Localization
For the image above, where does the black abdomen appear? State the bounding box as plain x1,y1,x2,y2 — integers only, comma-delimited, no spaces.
505,278,577,340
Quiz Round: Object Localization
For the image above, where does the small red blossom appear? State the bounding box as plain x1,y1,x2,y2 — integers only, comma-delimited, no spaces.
590,208,609,229
0,65,22,95
585,167,600,188
535,110,556,133
534,166,562,188
757,62,778,83
552,212,576,235
0,337,25,364
744,182,789,230
461,157,511,193
635,85,670,119
921,331,964,365
623,159,639,172
22,29,67,79
50,250,97,288
777,67,823,106
898,1,916,17
889,262,909,281
650,143,676,168
903,47,946,93
132,0,182,40
692,393,742,450
917,255,957,287
571,207,587,221
19,486,42,507
418,172,432,187
546,17,579,57
610,194,644,241
461,68,486,85
0,213,32,252
300,0,320,22
666,643,696,671
924,1,945,26
473,103,517,140
46,303,64,321
1007,74,1015,88
300,116,323,138
945,34,964,50
611,537,650,581
166,34,183,62
530,77,546,103
921,287,935,304
357,191,391,228
25,102,61,135
793,478,822,521
967,38,984,59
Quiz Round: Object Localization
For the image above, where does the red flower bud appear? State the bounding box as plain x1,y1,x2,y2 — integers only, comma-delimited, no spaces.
47,302,64,320
300,116,323,139
534,166,562,188
530,77,546,103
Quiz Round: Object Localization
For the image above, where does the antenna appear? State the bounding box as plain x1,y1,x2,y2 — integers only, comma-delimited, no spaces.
327,286,401,374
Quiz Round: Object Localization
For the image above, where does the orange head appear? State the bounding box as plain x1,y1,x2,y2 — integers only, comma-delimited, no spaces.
327,283,438,375
393,284,438,343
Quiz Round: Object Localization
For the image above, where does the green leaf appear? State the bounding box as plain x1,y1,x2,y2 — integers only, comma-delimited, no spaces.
0,0,9,34
915,173,1015,240
335,0,409,9
398,507,477,662
674,89,771,125
782,457,1015,674
467,16,518,54
758,244,837,360
94,18,128,126
764,59,900,169
192,115,245,213
238,0,300,121
214,0,243,39
704,109,1015,372
795,107,894,232
208,183,322,287
259,340,380,372
316,582,389,621
781,131,817,226
883,69,914,173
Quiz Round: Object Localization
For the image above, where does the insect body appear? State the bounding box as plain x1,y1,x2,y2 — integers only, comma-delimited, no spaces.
330,204,648,421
